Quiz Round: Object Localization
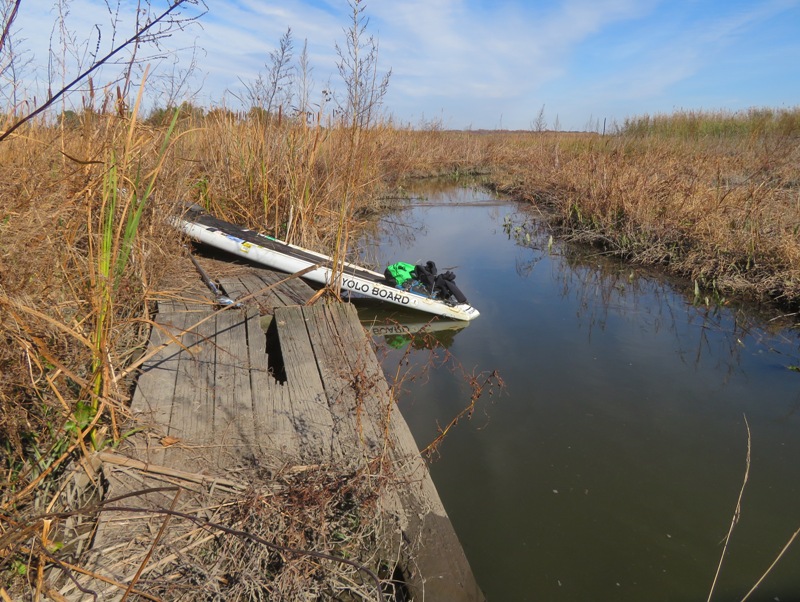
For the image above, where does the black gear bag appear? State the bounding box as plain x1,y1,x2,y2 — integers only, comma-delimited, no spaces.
414,260,468,304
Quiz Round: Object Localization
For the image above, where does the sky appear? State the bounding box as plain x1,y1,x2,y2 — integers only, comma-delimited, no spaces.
5,0,800,131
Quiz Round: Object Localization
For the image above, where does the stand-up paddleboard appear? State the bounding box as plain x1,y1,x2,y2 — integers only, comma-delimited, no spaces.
174,205,480,321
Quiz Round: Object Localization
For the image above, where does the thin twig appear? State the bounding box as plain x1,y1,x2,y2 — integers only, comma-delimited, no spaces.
707,414,751,602
0,0,20,55
120,488,180,601
739,525,800,601
42,552,161,601
0,1,199,142
96,451,246,493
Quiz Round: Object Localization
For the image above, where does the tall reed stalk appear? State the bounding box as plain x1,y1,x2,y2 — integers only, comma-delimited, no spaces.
327,0,390,296
86,84,180,448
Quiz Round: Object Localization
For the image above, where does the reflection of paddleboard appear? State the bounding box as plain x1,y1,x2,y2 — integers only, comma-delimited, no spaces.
175,205,480,321
357,302,469,349
362,317,469,338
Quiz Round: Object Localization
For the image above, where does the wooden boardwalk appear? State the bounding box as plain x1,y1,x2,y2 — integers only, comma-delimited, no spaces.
67,262,483,601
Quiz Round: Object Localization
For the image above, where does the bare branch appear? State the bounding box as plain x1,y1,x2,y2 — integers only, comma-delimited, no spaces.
335,0,391,129
0,0,21,56
241,27,295,119
0,0,206,142
0,0,30,113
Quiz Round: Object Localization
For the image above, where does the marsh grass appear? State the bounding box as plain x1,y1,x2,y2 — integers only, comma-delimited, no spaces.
2,108,798,498
1,103,799,597
621,107,800,139
491,110,800,307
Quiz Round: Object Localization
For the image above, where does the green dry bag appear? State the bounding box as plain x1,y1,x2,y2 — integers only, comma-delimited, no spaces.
384,262,416,286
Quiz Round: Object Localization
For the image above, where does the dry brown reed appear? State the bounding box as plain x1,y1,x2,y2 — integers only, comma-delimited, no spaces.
0,107,396,596
3,460,393,601
489,113,800,307
148,110,402,249
2,103,799,596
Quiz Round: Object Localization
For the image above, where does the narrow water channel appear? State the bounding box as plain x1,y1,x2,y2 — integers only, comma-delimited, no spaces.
356,183,800,602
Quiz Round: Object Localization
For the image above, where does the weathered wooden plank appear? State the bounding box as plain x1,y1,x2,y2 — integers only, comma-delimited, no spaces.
215,269,314,311
239,269,314,307
225,273,287,310
303,303,485,601
168,315,212,441
163,310,216,470
301,303,385,460
258,268,316,305
210,275,248,305
218,273,260,308
130,314,184,426
212,308,256,459
273,305,343,463
246,311,297,466
155,291,213,314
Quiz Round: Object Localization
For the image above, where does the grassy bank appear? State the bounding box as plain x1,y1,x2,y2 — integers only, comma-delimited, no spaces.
375,110,800,309
1,106,799,596
488,109,799,307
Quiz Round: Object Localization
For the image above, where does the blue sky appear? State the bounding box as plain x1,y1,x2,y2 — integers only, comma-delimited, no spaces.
7,0,800,130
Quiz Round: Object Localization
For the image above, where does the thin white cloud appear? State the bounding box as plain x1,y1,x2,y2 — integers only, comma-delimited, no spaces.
368,0,657,126
4,0,799,128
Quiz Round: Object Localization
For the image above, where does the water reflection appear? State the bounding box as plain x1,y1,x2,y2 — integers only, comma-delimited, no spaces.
356,299,469,350
505,206,800,380
361,184,800,602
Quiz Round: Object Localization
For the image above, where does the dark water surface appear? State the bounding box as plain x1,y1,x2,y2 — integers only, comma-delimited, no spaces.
356,184,800,602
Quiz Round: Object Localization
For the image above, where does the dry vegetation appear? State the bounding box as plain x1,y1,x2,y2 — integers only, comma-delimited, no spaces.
494,109,800,305
1,101,799,598
39,460,393,601
2,3,799,597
